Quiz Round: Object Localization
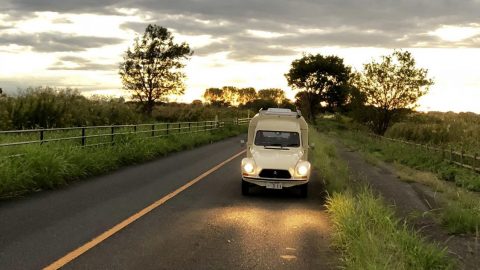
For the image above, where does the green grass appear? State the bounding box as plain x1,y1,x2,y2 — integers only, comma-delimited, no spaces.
310,128,454,269
385,111,480,154
317,117,480,192
309,128,349,193
0,125,246,198
327,188,454,270
395,165,480,234
317,116,480,234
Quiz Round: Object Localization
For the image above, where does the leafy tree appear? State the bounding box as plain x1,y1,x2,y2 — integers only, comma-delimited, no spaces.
285,53,352,121
294,91,322,120
237,87,257,105
119,24,192,116
222,86,239,106
258,88,285,105
203,86,256,106
191,99,203,106
203,88,224,104
353,50,433,134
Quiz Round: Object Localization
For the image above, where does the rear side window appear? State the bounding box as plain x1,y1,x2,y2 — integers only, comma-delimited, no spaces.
254,130,300,147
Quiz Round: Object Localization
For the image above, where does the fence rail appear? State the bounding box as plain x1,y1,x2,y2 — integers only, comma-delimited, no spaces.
0,118,252,159
371,134,480,174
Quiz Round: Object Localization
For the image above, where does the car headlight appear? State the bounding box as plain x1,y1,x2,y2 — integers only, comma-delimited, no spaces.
295,161,310,177
242,158,255,174
244,163,254,173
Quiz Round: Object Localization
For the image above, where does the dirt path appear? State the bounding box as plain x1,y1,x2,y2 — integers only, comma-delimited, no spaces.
336,142,479,270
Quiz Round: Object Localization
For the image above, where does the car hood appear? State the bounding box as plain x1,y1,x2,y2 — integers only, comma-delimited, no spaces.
251,147,304,169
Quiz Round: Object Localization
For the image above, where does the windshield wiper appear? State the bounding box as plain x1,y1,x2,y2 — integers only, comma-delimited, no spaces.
264,144,290,150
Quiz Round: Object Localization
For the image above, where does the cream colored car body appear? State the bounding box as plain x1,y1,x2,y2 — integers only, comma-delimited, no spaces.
241,108,310,190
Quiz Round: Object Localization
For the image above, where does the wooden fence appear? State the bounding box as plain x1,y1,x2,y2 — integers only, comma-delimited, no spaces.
371,134,480,173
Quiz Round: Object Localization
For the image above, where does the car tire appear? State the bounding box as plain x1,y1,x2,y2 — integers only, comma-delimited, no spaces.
299,183,308,198
242,180,250,196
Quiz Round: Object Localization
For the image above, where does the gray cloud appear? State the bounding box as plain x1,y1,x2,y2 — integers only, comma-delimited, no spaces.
0,32,124,52
3,0,480,60
48,56,118,71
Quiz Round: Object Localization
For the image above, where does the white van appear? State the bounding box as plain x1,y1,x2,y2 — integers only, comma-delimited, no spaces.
241,108,311,197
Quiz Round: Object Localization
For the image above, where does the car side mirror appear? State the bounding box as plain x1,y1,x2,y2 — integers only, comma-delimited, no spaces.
309,143,315,150
240,139,246,147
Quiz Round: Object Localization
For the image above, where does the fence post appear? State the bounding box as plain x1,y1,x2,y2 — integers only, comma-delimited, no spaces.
81,127,86,146
151,124,155,137
450,147,453,162
111,126,115,145
133,125,137,133
179,123,181,133
40,130,44,145
166,123,169,135
461,150,464,165
189,122,191,132
475,153,478,171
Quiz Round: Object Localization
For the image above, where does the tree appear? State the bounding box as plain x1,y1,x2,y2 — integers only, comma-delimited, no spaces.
237,87,257,105
285,53,352,122
353,50,433,134
222,86,239,106
294,91,322,120
119,24,192,116
191,99,203,106
203,88,224,104
258,88,285,105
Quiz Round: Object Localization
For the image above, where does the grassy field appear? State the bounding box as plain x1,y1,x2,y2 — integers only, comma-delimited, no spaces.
309,129,454,269
316,116,480,234
385,111,480,154
318,116,480,192
0,124,246,199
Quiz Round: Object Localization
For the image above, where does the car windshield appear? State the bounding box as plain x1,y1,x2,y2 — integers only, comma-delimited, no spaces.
254,130,300,147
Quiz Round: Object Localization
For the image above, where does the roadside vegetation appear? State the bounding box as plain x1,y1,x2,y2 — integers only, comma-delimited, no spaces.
317,116,480,235
310,128,454,269
0,125,245,199
0,87,253,131
385,111,480,154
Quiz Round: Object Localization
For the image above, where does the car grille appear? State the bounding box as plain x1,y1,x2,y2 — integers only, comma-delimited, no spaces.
259,169,291,179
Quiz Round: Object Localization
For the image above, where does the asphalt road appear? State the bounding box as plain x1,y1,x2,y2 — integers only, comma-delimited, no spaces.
0,135,335,270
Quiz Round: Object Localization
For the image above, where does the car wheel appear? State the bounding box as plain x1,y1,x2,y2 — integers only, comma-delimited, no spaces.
242,180,250,196
299,183,308,198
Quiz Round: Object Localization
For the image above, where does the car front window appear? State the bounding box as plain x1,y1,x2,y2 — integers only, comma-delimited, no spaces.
254,130,300,147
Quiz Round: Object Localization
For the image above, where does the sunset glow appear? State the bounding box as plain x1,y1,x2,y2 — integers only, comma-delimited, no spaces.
1,2,479,113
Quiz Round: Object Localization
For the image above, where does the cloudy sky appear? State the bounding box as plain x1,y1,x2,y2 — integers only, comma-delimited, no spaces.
1,0,479,112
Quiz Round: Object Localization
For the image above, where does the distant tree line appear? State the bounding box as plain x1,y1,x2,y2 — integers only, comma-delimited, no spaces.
202,86,293,110
0,87,254,131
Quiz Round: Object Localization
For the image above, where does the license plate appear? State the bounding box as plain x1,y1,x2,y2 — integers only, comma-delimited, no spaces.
266,183,283,189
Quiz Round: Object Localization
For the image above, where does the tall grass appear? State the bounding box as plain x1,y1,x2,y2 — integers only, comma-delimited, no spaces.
309,128,349,193
317,116,480,234
318,117,480,192
395,165,480,234
385,111,480,154
309,128,453,269
0,125,245,198
327,188,453,269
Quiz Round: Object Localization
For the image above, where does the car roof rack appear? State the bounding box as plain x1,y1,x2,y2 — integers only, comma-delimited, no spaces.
259,108,302,118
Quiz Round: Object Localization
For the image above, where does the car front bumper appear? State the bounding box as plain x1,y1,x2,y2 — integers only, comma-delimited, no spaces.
242,176,308,188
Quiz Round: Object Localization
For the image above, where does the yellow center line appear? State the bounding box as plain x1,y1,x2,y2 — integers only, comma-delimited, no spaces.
43,150,246,270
